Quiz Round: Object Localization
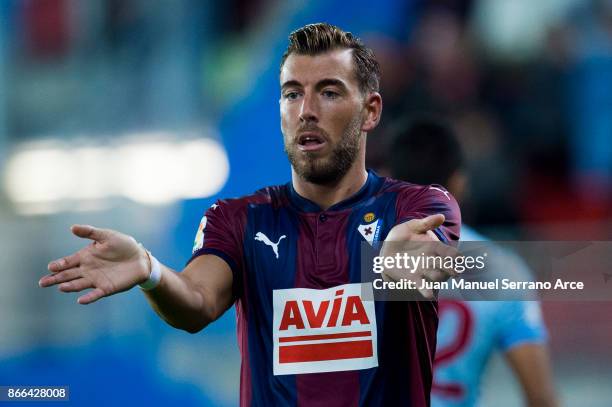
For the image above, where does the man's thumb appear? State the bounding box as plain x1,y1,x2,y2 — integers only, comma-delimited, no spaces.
71,225,108,242
412,214,445,234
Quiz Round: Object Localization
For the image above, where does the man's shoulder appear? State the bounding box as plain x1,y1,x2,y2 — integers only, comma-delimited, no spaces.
381,176,426,192
214,184,290,212
381,177,461,239
380,176,446,200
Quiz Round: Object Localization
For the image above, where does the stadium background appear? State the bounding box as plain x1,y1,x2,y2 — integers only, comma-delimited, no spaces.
0,0,611,405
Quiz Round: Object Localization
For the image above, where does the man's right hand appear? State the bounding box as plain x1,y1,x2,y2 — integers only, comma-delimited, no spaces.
381,214,459,300
39,225,151,305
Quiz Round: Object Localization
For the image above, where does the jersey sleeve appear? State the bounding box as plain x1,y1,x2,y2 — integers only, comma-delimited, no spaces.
395,184,461,242
187,199,247,297
496,301,548,351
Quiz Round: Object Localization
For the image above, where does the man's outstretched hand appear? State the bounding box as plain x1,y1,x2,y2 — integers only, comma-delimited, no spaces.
381,214,459,299
39,225,150,304
384,214,446,243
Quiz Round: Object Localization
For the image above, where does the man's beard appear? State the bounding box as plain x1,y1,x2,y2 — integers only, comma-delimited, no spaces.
284,115,363,185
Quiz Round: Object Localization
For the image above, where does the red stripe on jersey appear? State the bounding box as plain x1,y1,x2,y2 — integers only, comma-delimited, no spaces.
280,340,373,363
279,330,371,343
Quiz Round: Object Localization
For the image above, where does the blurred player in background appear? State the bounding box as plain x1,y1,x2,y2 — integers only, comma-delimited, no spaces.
388,116,558,407
40,24,461,406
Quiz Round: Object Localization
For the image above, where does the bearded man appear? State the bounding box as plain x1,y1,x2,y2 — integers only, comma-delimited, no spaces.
40,23,460,407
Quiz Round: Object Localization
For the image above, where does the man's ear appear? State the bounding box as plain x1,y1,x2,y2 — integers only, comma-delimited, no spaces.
361,92,383,132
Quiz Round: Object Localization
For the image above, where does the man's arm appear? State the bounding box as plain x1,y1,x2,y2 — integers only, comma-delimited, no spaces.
505,343,559,407
39,224,233,333
144,254,233,333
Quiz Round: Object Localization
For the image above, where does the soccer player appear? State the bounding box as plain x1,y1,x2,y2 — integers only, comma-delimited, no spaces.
388,116,558,407
39,24,460,406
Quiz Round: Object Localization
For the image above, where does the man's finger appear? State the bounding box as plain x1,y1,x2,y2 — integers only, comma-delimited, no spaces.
423,268,454,282
77,288,106,305
71,225,109,243
434,243,462,277
39,268,81,287
59,278,93,293
48,253,80,272
417,280,435,300
410,214,445,234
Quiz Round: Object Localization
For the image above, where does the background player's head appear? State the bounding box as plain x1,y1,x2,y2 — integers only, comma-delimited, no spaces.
389,115,467,202
279,23,382,185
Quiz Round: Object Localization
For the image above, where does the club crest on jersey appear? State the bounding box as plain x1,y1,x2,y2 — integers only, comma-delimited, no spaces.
272,283,378,375
192,215,207,253
358,213,381,246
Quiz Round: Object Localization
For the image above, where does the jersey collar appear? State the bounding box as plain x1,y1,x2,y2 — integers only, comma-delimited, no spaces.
286,169,384,213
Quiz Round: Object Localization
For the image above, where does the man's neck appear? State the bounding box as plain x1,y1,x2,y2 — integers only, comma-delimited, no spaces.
291,163,368,211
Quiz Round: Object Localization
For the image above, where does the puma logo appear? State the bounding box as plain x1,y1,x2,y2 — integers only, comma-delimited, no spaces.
254,232,287,259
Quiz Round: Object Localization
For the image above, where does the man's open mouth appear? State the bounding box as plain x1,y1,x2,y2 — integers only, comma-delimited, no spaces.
297,133,327,151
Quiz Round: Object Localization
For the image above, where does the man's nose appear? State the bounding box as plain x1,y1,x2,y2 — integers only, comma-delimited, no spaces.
299,93,318,123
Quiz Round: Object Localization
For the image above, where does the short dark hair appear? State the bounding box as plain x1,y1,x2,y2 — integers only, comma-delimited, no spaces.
390,115,464,186
280,23,380,94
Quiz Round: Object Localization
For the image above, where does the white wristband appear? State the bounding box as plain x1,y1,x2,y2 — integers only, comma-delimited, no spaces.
139,250,162,291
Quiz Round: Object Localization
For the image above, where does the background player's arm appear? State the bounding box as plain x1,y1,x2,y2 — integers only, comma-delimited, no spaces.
39,225,233,334
505,343,558,407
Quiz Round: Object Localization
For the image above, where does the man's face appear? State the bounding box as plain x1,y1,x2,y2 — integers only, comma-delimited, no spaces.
280,49,366,185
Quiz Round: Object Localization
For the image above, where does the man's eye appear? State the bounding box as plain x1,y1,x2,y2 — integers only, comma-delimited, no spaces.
284,92,300,100
322,90,339,99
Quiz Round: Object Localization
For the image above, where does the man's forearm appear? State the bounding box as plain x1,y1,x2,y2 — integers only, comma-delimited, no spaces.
142,266,213,333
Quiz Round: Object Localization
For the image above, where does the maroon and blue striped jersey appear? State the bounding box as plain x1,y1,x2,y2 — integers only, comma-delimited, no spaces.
189,170,461,407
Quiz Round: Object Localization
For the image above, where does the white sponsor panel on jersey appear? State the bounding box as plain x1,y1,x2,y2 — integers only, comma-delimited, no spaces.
272,283,378,375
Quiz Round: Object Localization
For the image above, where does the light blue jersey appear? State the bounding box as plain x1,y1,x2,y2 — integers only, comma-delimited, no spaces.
431,226,548,407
